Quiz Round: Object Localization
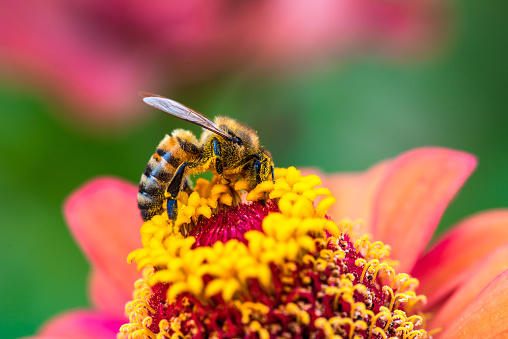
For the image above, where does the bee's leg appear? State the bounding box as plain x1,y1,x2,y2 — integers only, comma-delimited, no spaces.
165,161,190,220
239,155,265,186
211,138,231,184
271,165,275,184
253,160,263,184
241,158,261,185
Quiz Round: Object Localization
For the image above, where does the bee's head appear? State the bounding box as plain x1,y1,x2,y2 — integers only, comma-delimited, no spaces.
231,136,243,146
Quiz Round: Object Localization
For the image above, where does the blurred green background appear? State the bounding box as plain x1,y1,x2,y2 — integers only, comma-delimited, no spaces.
1,2,508,338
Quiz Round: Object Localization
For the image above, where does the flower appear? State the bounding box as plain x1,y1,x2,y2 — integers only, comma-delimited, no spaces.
0,0,450,126
120,147,507,338
121,168,430,338
26,147,508,338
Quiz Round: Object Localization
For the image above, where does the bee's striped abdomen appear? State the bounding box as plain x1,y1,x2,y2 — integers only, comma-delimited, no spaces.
138,162,170,221
138,131,201,221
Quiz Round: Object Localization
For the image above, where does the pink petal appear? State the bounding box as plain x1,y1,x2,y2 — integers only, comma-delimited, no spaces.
372,147,476,273
64,177,143,311
429,244,508,330
439,269,508,339
325,160,390,234
26,310,124,339
89,269,132,318
412,209,508,308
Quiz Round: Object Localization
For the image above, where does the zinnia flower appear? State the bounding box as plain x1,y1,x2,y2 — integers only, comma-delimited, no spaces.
0,0,449,126
26,147,508,338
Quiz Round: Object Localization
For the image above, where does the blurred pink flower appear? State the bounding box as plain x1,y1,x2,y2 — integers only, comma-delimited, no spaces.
0,0,449,126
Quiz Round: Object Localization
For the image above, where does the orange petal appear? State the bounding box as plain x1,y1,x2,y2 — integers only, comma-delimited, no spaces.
63,177,143,308
429,244,508,330
325,160,390,234
371,147,476,273
89,269,132,318
32,310,124,339
439,269,508,339
412,210,508,308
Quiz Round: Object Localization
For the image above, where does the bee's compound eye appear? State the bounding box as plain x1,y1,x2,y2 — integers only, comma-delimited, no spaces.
232,137,243,145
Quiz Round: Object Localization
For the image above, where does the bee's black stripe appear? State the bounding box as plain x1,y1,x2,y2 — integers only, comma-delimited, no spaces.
139,175,165,197
144,158,158,174
143,162,166,182
141,209,156,221
137,191,162,209
143,150,180,182
176,137,200,155
150,165,172,182
161,151,181,168
143,166,152,177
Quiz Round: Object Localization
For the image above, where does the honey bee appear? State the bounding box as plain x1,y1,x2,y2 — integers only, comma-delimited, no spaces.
138,93,275,222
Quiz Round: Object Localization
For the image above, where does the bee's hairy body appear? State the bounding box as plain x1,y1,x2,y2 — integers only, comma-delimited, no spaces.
138,116,274,222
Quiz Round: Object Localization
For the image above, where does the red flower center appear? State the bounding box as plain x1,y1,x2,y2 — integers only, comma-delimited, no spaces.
189,200,280,247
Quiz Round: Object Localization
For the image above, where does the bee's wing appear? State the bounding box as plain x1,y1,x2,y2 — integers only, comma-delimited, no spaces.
141,93,232,141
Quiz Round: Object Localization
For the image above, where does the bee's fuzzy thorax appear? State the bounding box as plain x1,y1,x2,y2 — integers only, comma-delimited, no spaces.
212,115,260,147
